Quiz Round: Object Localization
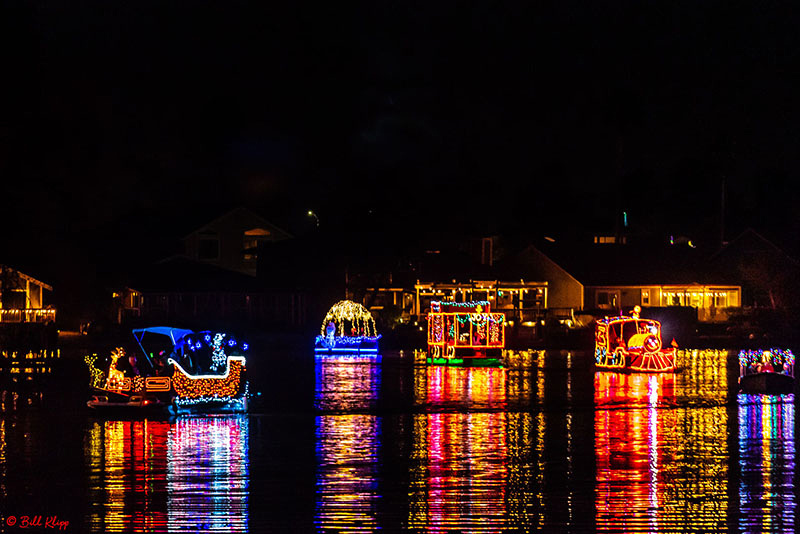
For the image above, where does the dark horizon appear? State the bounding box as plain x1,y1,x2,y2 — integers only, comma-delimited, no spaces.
4,2,800,280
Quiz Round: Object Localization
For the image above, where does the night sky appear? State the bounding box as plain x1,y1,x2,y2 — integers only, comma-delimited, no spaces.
4,1,800,278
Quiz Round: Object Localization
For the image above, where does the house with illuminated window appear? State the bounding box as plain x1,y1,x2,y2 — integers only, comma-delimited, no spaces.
505,241,742,323
412,279,548,325
0,264,56,349
117,256,306,328
182,207,292,276
113,207,302,328
0,265,55,324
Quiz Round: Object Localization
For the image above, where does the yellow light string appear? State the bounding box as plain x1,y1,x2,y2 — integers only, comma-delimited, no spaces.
319,300,377,337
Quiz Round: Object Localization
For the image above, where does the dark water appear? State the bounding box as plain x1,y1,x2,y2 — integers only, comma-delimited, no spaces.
0,349,796,532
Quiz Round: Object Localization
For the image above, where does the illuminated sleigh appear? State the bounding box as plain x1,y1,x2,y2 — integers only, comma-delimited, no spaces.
86,326,249,414
595,307,675,372
426,300,505,365
315,300,381,355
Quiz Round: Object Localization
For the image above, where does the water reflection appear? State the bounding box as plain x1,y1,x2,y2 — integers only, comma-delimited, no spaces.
595,354,729,532
8,347,798,532
167,416,249,532
314,357,381,530
85,416,249,533
314,357,381,412
86,420,170,532
0,390,45,412
595,372,676,532
414,365,509,409
738,394,796,533
409,365,537,531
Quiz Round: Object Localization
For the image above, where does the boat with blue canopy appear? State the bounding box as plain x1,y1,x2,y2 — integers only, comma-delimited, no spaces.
85,326,249,415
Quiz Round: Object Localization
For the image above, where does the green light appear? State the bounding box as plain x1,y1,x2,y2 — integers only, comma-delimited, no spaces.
428,357,465,365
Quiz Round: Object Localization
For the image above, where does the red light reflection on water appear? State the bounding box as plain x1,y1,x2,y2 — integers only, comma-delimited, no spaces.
420,365,507,408
594,372,675,532
409,365,520,532
86,420,170,532
85,416,249,533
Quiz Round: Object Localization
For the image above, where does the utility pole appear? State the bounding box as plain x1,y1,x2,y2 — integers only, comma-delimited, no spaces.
720,179,727,247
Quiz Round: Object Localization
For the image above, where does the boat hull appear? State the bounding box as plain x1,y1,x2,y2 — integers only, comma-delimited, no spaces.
87,394,170,417
739,372,795,394
169,396,248,415
426,356,503,367
314,336,380,354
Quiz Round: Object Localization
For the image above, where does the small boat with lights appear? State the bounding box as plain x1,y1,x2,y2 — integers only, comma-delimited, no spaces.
738,348,795,394
595,306,676,372
85,326,249,415
426,300,506,366
314,300,381,356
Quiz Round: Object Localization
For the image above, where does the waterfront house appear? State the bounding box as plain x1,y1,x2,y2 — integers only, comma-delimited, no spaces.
114,208,301,329
0,264,56,349
117,256,306,329
707,228,800,309
530,240,742,322
0,264,55,324
182,206,292,277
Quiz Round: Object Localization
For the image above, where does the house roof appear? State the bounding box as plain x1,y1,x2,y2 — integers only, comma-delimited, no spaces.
0,264,53,291
710,227,799,264
128,256,263,293
528,241,739,286
181,206,293,241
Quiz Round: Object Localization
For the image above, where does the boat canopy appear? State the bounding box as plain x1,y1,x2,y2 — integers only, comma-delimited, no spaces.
132,327,194,346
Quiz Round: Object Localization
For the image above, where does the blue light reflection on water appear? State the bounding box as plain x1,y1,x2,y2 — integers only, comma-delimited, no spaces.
738,393,796,534
4,347,800,532
167,416,249,533
314,356,382,531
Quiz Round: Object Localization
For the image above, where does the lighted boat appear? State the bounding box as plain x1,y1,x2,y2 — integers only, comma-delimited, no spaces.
314,300,381,355
595,306,675,372
738,348,795,394
85,326,249,415
426,300,505,366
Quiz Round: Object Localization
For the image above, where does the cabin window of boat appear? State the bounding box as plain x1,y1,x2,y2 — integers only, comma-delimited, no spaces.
198,236,220,260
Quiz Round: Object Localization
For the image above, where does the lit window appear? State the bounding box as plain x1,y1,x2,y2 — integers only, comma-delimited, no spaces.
641,290,650,306
243,228,271,260
594,236,619,244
